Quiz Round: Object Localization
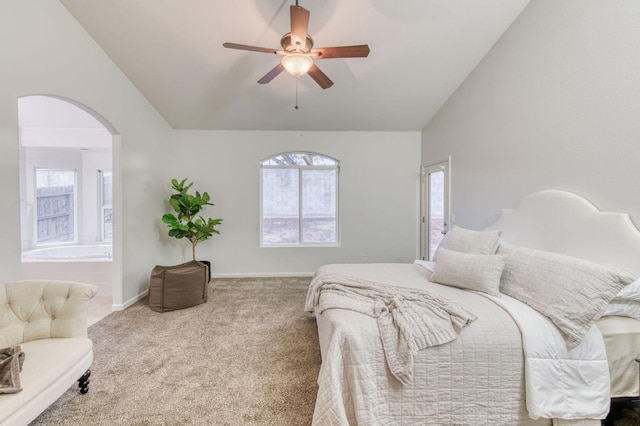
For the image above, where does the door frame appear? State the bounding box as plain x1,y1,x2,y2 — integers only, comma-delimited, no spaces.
420,156,451,260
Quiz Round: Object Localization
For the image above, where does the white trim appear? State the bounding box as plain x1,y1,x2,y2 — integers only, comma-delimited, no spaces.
260,151,340,247
33,167,78,246
112,288,148,311
211,272,314,278
420,156,451,260
111,135,123,309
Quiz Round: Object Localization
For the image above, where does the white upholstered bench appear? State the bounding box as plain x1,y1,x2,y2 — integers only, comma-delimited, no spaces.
0,280,97,426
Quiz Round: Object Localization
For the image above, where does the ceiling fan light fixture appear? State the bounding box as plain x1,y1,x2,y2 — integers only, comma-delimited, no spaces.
281,53,313,77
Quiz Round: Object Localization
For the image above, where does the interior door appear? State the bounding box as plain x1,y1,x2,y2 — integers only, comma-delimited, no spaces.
420,158,450,260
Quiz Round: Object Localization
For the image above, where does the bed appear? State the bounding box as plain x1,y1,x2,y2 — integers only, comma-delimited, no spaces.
306,190,640,425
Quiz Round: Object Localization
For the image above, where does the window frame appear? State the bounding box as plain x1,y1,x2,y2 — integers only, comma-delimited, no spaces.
34,167,78,246
98,170,113,242
260,151,340,248
420,157,451,260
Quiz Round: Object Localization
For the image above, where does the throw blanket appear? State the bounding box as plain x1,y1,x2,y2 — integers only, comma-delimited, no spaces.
305,273,476,384
0,346,25,394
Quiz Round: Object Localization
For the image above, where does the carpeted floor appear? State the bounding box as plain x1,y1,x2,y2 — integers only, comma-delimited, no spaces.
32,277,321,425
30,276,640,425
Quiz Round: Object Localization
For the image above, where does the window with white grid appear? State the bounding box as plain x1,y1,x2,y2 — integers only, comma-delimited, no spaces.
260,152,339,246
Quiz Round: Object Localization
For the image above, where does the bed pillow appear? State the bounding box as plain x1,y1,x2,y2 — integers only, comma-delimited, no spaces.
603,300,640,321
431,248,505,297
498,244,636,349
434,226,501,260
613,278,640,302
413,259,436,273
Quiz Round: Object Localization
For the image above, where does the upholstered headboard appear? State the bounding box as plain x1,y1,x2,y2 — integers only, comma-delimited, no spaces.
487,190,640,275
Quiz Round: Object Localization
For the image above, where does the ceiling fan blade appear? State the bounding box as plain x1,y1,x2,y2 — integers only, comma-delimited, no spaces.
290,5,310,49
311,45,371,59
258,63,285,84
307,64,333,89
223,42,284,55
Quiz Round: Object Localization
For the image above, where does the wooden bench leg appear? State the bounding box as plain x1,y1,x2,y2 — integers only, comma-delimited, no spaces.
77,369,91,394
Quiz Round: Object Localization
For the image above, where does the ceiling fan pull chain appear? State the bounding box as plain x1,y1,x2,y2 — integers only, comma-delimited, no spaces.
295,78,299,110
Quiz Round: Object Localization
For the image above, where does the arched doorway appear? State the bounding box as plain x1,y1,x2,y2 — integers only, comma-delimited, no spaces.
17,95,122,324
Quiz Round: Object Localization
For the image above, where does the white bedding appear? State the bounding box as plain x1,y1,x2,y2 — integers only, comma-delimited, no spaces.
306,273,476,385
486,293,610,420
309,262,609,425
310,263,546,426
596,315,640,397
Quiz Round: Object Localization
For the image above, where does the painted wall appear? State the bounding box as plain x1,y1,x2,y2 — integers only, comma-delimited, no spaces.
168,131,422,275
422,0,640,230
0,1,173,306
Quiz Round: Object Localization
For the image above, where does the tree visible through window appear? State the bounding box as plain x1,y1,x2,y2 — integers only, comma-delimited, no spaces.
261,152,339,246
35,169,76,244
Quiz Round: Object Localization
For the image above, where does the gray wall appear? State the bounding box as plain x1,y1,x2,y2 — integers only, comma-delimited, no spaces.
422,0,640,230
0,1,173,306
168,130,422,275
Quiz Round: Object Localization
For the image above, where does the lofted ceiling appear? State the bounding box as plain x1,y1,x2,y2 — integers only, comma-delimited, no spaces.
59,0,530,131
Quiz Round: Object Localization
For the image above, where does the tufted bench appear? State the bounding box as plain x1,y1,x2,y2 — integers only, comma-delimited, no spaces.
0,280,97,426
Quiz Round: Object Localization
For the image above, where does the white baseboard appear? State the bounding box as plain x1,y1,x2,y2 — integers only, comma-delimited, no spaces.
210,272,314,278
111,274,312,311
112,289,149,311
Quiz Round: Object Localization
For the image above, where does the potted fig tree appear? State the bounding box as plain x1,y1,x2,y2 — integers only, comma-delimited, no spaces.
162,178,223,278
150,179,222,312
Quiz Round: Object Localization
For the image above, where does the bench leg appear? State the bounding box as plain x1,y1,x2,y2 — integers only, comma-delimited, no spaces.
77,369,91,394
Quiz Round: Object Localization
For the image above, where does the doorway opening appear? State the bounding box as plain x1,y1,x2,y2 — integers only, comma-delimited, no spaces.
18,95,121,325
420,157,451,261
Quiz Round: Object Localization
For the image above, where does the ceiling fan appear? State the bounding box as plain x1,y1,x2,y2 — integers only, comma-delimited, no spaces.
223,1,370,89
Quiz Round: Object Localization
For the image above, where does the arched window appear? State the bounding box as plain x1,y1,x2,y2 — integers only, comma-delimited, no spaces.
260,152,339,246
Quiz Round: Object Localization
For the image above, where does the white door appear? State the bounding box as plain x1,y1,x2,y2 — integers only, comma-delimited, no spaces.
420,158,450,260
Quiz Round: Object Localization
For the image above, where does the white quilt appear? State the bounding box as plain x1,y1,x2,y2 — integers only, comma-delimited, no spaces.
486,293,610,421
310,263,545,426
309,263,609,425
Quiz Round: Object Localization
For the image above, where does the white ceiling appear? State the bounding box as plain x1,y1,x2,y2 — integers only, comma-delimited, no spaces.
59,0,530,131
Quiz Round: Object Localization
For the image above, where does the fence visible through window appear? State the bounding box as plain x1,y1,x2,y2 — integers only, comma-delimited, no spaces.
35,169,76,244
261,152,339,246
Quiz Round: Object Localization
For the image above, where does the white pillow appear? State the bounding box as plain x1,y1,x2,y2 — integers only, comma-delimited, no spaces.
613,278,640,302
603,300,640,321
413,259,436,273
498,244,636,349
431,248,505,297
434,226,501,260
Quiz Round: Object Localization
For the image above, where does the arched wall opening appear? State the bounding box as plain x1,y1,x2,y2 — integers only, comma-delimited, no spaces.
17,95,123,322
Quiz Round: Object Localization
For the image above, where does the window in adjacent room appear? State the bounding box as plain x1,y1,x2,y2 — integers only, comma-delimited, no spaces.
260,152,339,246
35,168,77,244
99,170,113,241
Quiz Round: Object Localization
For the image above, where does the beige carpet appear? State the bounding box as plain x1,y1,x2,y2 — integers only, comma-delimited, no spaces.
32,277,321,425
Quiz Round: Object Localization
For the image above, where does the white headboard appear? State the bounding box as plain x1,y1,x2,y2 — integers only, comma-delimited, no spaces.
487,190,640,275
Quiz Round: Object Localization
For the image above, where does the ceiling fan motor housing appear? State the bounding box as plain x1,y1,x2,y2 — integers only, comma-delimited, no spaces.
280,32,314,53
